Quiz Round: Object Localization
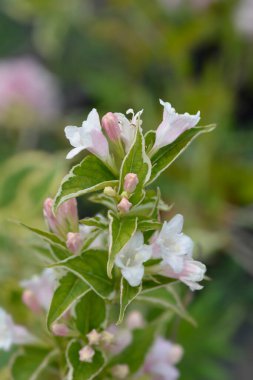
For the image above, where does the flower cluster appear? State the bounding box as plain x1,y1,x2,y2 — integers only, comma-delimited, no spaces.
1,99,214,380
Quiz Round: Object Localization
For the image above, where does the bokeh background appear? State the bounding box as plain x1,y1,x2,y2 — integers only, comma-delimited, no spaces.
0,0,253,379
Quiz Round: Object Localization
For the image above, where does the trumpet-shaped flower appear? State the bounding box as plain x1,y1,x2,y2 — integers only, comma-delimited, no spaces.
20,269,56,311
0,308,35,351
65,108,110,161
142,337,183,380
152,214,194,273
115,109,143,152
159,257,206,291
153,99,200,152
115,232,152,286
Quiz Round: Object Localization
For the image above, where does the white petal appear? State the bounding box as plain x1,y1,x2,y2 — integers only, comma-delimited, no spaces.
163,255,185,273
135,244,152,264
66,146,85,159
122,266,144,287
65,125,81,147
178,234,194,256
84,108,101,131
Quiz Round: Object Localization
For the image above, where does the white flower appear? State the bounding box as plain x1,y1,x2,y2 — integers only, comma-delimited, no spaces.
0,308,35,351
153,99,200,151
115,232,152,287
152,214,194,273
65,108,110,161
115,109,143,152
159,257,206,291
20,268,56,311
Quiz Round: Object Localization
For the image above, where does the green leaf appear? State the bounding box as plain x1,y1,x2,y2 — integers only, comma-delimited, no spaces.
21,223,65,247
148,125,215,184
79,216,108,229
89,193,117,212
138,220,162,232
67,340,105,380
75,291,106,335
118,278,142,324
53,250,114,299
145,130,156,153
109,325,156,373
107,212,137,278
142,275,176,292
11,347,57,380
50,244,70,261
138,287,196,325
119,125,151,204
47,272,90,330
54,155,118,210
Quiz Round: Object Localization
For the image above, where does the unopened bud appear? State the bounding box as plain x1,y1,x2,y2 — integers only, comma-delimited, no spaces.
51,323,69,337
66,232,83,254
124,173,139,193
43,197,79,239
102,112,121,141
117,197,132,213
104,186,116,197
111,364,129,379
22,290,41,314
86,329,101,346
79,345,95,363
126,311,145,330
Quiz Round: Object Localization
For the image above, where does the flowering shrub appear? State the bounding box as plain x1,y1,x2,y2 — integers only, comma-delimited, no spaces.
0,100,214,379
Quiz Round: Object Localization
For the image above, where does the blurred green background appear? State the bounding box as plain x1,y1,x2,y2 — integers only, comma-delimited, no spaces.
0,0,252,379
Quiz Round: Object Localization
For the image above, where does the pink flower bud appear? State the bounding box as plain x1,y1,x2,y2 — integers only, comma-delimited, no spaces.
124,173,139,193
43,197,79,239
22,290,42,314
51,323,69,337
66,232,83,254
79,345,95,363
101,112,121,141
117,197,132,213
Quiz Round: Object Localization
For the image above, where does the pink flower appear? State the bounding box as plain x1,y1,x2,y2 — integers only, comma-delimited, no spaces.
160,257,206,291
20,269,56,311
65,108,110,162
102,112,121,141
143,337,183,380
124,173,139,193
126,311,145,329
0,57,60,125
43,197,78,239
117,197,132,213
153,99,200,152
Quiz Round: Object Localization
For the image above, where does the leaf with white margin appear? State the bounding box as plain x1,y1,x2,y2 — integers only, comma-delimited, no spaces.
119,125,151,204
107,212,138,278
54,155,118,211
148,124,216,185
11,347,57,380
67,340,105,380
47,272,90,330
117,277,142,324
53,250,114,299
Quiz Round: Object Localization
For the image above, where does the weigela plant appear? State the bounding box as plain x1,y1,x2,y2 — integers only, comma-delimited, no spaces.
1,100,214,380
